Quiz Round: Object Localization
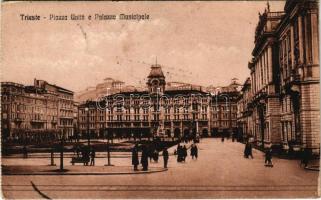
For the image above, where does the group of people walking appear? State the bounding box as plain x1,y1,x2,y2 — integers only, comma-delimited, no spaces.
132,142,199,171
244,141,273,167
132,144,169,171
176,143,198,162
176,144,188,162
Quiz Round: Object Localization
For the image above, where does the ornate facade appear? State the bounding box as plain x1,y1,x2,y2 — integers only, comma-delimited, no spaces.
78,64,239,140
238,0,320,154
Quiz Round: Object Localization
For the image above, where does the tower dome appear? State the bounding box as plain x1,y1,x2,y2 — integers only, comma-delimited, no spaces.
148,64,165,78
147,64,166,94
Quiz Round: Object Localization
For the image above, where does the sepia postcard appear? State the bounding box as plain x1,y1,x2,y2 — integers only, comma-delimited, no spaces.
1,0,320,199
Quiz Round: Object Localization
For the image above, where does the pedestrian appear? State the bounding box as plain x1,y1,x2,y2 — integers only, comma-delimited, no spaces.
153,149,159,162
300,148,310,168
182,145,187,162
221,134,225,142
162,148,169,168
22,145,28,158
148,146,154,162
132,144,139,171
244,142,249,158
191,143,198,159
90,148,96,166
177,144,182,162
83,147,90,166
248,143,254,159
190,144,195,159
264,148,273,167
141,145,149,171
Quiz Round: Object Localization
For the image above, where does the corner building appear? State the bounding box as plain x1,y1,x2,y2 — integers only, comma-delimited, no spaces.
238,0,319,154
277,0,319,153
1,79,74,142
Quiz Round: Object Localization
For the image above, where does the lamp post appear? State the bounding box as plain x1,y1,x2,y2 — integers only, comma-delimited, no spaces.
59,129,64,171
50,133,56,166
104,129,113,166
85,107,90,147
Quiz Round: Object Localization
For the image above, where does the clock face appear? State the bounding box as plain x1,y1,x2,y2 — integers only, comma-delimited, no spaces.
151,79,160,86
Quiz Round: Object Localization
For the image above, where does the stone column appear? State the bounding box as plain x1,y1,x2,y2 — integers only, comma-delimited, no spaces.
268,46,273,83
298,15,304,63
290,24,295,69
310,11,319,65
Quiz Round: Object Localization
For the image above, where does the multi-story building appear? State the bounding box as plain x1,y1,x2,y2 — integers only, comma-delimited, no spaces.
277,0,319,154
238,0,319,154
237,78,253,140
1,79,74,142
247,7,284,148
78,64,240,139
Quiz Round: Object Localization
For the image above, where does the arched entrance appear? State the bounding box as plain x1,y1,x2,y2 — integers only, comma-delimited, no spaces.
202,129,209,137
166,129,171,138
174,128,181,138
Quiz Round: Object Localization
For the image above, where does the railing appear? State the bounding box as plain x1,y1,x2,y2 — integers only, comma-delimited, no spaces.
267,11,285,18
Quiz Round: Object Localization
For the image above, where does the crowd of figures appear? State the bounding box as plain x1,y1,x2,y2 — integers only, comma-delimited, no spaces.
132,142,199,171
175,144,187,162
132,144,170,171
175,143,198,162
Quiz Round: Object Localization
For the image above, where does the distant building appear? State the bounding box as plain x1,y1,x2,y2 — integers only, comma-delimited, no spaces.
1,79,74,142
238,0,319,154
75,77,125,103
77,64,240,140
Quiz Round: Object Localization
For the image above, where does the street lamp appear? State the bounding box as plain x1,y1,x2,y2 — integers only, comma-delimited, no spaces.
59,129,65,171
85,107,90,147
104,129,113,166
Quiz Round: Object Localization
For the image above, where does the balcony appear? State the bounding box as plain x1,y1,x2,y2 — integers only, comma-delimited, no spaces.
31,119,46,123
59,116,74,119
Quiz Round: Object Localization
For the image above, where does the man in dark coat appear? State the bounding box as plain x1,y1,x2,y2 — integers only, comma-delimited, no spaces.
83,147,90,166
301,148,310,168
191,144,198,159
182,145,187,162
132,144,139,171
148,146,154,162
90,148,96,166
22,145,28,158
162,148,169,168
177,144,182,162
244,142,249,158
153,150,159,162
141,145,149,171
248,143,254,159
265,148,273,167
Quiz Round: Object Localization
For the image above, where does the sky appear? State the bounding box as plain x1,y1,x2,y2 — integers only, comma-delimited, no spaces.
2,1,285,92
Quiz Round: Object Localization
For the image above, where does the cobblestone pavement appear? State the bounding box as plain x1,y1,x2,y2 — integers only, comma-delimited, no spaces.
2,138,320,199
